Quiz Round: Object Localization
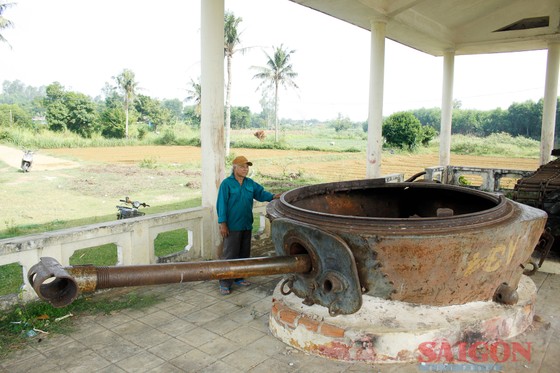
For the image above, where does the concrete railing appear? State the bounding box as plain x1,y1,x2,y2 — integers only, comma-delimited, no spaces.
0,203,270,305
424,165,533,193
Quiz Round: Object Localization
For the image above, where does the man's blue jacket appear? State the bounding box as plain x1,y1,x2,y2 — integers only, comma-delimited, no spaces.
217,174,274,231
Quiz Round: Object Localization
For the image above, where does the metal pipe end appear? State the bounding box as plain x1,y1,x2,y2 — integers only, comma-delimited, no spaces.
28,257,79,308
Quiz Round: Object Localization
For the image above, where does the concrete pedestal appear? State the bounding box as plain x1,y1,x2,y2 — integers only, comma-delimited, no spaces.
269,275,536,363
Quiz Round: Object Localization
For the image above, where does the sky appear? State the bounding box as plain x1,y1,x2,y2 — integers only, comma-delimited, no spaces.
0,0,554,122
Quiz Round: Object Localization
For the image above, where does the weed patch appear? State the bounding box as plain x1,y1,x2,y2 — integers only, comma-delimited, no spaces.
0,291,161,359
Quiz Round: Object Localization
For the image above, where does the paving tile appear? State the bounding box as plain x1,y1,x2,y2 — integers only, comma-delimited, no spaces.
250,297,275,317
175,326,220,347
226,291,263,307
244,334,290,357
179,290,220,307
194,280,221,293
198,335,241,359
33,338,89,363
220,344,269,371
136,309,179,328
248,356,300,372
168,348,217,371
224,325,266,345
205,298,243,314
246,313,274,334
297,356,356,373
228,307,262,325
199,359,244,373
201,318,243,336
31,332,76,354
60,349,112,373
70,320,110,341
95,364,127,373
147,337,195,360
79,330,144,363
531,272,548,288
153,296,184,311
182,308,222,325
121,306,161,319
534,329,560,372
123,328,171,350
0,343,40,368
93,311,135,329
115,351,166,372
110,319,153,336
145,362,187,373
6,360,62,373
162,302,198,318
155,318,197,337
1,350,60,372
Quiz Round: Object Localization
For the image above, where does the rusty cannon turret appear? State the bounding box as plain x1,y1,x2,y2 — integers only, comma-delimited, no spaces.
266,179,551,316
28,255,311,308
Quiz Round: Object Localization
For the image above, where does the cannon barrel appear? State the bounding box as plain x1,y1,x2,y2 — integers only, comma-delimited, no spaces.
28,255,312,308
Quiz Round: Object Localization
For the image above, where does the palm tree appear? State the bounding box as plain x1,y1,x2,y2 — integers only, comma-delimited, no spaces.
252,44,298,142
0,1,15,47
114,69,138,138
224,11,243,156
185,77,201,117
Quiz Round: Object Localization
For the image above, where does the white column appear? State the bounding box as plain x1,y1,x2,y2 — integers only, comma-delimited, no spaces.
540,42,560,165
439,50,455,167
201,0,224,259
366,19,387,178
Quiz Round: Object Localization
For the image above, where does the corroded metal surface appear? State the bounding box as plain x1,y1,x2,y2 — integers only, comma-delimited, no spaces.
28,255,311,307
273,218,362,316
267,180,547,306
513,156,560,238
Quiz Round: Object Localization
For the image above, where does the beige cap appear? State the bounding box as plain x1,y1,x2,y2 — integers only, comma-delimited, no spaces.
232,155,253,166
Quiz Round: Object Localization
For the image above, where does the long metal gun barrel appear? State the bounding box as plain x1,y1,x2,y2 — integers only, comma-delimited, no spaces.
28,255,312,308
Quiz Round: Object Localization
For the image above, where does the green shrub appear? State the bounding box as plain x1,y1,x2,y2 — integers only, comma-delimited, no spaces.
382,112,423,150
156,130,177,145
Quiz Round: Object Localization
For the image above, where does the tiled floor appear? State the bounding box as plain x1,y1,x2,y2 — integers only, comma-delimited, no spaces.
1,269,559,372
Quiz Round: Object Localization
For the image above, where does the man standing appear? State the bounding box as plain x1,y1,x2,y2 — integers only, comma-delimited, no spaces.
216,155,281,295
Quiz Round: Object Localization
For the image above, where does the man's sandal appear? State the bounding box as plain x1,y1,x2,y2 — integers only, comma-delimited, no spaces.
220,287,231,295
235,279,251,286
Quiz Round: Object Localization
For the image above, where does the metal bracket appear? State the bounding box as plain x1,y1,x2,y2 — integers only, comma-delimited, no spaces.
271,218,362,315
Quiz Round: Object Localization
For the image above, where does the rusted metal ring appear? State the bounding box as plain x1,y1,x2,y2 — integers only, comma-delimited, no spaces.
280,278,293,295
521,259,539,276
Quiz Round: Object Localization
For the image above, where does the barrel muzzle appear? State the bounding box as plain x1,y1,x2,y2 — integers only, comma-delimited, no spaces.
28,257,80,308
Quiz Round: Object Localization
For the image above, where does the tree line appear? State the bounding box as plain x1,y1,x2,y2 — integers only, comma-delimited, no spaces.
1,78,559,141
410,99,560,139
0,79,282,137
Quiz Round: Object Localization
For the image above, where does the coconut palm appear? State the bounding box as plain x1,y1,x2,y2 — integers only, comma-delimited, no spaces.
185,77,201,117
0,1,15,47
224,11,244,156
252,44,298,142
114,69,138,138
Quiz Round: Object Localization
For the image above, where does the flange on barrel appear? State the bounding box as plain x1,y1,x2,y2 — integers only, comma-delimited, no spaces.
27,257,80,308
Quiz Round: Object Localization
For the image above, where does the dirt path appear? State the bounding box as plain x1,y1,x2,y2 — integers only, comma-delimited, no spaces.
0,145,80,171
